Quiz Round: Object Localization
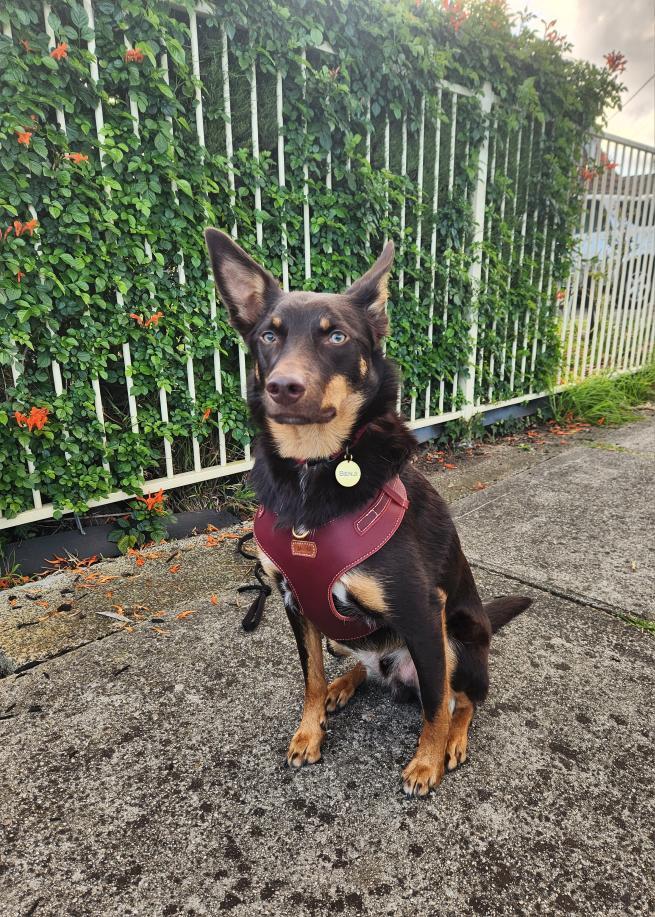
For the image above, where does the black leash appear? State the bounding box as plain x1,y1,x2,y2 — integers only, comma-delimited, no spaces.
236,531,271,632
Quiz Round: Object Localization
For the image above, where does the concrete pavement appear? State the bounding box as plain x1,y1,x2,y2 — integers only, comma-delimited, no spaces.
1,414,654,916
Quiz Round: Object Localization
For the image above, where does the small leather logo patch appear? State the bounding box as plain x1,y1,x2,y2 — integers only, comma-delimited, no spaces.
291,540,317,558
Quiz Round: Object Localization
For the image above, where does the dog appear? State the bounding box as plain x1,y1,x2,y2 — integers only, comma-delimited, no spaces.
205,228,532,796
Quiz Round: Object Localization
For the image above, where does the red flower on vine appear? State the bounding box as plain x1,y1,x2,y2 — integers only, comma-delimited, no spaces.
145,311,164,327
442,0,468,32
130,311,162,328
15,407,50,432
17,271,25,283
17,131,32,146
556,289,566,302
604,51,627,74
599,151,618,172
20,39,31,52
136,489,165,512
202,408,211,421
124,48,145,64
50,42,68,61
66,152,89,164
4,219,39,240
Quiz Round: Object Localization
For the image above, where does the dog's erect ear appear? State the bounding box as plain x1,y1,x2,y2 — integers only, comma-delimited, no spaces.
204,228,280,335
346,241,394,343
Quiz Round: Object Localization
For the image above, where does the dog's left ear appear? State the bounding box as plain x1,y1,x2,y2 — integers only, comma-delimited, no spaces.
346,241,394,343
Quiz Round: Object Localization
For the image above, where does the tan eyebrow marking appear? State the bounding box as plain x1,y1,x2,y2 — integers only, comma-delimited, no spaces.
271,316,282,328
319,316,330,331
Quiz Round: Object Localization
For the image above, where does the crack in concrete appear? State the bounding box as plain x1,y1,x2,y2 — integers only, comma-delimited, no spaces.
469,557,651,630
2,628,122,681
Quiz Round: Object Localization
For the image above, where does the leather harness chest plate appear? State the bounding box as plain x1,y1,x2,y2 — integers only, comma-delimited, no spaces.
254,476,409,641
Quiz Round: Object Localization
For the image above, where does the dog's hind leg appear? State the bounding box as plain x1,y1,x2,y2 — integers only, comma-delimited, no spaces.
445,691,474,770
285,609,328,768
326,662,367,712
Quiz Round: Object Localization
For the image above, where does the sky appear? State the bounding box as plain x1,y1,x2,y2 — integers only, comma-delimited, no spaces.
507,0,655,146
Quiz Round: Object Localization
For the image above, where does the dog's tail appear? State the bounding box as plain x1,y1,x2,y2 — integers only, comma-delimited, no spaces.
483,595,532,634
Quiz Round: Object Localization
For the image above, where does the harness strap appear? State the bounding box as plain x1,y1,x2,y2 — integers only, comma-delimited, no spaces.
254,476,409,641
236,531,271,631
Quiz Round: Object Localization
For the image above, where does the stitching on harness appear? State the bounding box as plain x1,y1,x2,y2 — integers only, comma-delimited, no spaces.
291,540,317,558
355,493,390,535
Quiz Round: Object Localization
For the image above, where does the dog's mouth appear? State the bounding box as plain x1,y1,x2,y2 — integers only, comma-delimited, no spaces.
267,406,337,426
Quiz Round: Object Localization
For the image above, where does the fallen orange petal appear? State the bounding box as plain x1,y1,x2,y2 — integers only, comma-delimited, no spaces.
210,595,219,605
175,609,195,620
169,564,181,574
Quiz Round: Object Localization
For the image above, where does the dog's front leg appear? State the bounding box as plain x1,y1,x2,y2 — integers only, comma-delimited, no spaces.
399,588,452,796
285,608,327,768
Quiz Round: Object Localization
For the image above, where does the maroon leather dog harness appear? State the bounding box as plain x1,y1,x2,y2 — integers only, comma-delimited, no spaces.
254,477,409,641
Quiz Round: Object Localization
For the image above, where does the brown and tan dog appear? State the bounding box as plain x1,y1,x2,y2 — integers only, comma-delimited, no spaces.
205,228,531,796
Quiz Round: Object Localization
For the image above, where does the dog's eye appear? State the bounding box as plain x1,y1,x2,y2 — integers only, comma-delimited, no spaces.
260,330,277,344
328,330,348,345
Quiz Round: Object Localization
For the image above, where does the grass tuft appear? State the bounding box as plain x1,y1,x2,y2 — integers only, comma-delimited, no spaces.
551,362,655,426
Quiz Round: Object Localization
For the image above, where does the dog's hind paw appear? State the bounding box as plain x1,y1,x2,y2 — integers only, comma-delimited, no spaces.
325,665,365,712
445,734,468,771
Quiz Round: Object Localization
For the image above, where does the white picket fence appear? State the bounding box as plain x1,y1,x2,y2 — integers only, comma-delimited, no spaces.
1,2,654,531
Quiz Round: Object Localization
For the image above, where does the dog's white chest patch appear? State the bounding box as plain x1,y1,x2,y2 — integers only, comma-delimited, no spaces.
350,646,420,695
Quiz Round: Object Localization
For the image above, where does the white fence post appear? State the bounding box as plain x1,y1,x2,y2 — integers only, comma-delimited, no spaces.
460,82,494,420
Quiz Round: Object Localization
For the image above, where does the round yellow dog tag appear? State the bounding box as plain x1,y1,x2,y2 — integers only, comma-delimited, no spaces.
335,459,361,487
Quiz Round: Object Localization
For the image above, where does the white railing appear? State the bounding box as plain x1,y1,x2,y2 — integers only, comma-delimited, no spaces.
1,3,654,531
559,134,655,383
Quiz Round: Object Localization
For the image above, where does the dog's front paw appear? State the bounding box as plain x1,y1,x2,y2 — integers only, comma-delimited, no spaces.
286,721,326,768
402,754,445,797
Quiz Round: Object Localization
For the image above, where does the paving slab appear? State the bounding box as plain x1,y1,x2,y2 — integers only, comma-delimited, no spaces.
453,418,655,620
1,569,654,917
0,527,254,677
419,441,562,504
595,413,655,456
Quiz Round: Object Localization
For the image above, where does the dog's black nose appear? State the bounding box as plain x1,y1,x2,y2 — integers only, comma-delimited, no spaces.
266,375,306,405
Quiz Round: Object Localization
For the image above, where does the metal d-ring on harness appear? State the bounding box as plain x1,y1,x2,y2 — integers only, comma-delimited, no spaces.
236,531,271,631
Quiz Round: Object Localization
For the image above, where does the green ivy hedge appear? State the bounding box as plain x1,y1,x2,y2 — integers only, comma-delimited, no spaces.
0,0,623,521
